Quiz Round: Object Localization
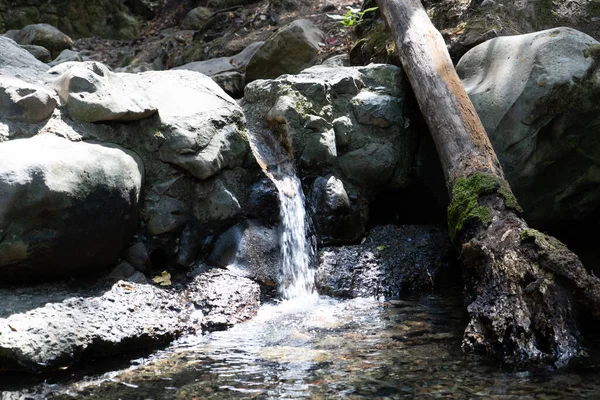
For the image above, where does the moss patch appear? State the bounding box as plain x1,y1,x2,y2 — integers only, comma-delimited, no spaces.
448,172,522,242
584,44,600,60
520,228,565,252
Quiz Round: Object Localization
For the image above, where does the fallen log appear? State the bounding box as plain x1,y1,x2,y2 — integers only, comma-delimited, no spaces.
376,0,600,367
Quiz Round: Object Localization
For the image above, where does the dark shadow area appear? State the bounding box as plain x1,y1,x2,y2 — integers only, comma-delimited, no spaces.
367,182,447,228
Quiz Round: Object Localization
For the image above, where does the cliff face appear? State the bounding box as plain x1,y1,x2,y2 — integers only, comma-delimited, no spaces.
0,0,142,39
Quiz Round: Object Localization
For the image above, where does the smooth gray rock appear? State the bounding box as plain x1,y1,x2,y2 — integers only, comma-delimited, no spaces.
9,23,73,57
0,135,143,282
0,36,49,83
317,225,455,298
458,27,600,227
19,44,51,63
146,195,189,236
0,76,57,123
245,19,325,82
208,219,280,287
339,143,397,187
49,48,84,66
137,70,248,181
351,91,404,128
181,6,212,30
175,42,263,97
0,269,260,372
50,61,157,122
124,242,151,272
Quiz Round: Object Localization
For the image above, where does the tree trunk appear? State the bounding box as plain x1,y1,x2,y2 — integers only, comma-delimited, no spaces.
376,0,600,367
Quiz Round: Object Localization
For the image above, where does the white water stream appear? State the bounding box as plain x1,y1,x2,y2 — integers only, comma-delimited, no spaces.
267,162,315,299
247,128,316,299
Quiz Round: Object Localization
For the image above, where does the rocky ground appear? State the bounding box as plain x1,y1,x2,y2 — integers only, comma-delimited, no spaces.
0,267,260,373
72,0,364,72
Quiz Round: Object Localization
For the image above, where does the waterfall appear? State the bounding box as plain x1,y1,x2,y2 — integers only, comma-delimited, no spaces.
247,128,316,299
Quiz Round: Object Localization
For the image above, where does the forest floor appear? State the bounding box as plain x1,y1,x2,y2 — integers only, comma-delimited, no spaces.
73,0,364,71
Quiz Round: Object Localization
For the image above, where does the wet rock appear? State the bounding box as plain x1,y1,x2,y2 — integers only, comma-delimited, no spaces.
19,44,51,63
208,219,280,287
0,269,260,373
0,135,143,282
247,178,280,223
50,61,157,122
8,23,73,58
311,175,365,244
316,225,455,298
186,268,261,331
245,19,325,83
0,76,58,123
0,36,50,83
458,27,600,228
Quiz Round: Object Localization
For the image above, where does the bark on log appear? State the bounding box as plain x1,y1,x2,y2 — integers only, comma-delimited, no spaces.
376,0,600,367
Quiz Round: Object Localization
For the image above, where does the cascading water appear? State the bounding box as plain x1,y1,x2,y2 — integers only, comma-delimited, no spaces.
247,128,316,299
268,162,315,299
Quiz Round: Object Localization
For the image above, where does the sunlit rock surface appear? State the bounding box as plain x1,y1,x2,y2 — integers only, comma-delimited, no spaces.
0,135,143,282
243,63,419,243
458,27,600,228
0,269,260,372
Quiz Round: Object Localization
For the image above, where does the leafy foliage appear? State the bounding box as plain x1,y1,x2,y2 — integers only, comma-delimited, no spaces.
327,6,378,28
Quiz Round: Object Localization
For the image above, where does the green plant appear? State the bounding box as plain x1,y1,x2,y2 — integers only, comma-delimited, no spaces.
327,6,378,28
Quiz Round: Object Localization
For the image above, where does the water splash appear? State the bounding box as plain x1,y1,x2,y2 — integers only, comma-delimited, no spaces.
247,128,316,299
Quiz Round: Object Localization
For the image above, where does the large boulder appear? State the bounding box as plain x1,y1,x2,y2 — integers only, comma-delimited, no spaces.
243,63,419,243
458,27,600,228
50,61,157,122
46,65,260,267
0,36,49,83
138,70,249,181
245,19,325,83
6,23,73,58
0,135,143,282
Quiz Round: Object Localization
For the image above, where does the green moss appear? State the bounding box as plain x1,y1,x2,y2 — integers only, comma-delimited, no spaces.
583,44,600,60
448,172,522,242
520,228,561,251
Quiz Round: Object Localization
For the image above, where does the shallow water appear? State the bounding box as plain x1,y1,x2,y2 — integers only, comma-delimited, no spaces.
6,291,600,400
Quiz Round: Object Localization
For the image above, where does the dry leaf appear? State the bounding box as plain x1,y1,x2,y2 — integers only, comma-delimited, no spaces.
152,270,171,286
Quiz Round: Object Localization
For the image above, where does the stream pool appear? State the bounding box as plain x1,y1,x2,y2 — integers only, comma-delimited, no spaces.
4,290,600,399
